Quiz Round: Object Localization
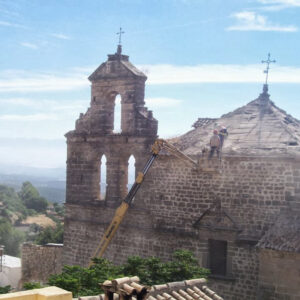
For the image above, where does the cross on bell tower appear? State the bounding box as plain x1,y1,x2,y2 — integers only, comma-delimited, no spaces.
116,27,125,45
116,27,125,55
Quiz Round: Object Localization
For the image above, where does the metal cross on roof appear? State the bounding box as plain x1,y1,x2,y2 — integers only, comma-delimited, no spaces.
116,27,125,45
262,53,276,85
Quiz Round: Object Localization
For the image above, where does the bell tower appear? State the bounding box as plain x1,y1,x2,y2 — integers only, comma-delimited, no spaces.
65,45,157,205
63,46,157,265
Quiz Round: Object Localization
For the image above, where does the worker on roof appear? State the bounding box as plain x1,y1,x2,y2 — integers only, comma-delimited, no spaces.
218,126,228,149
209,129,220,159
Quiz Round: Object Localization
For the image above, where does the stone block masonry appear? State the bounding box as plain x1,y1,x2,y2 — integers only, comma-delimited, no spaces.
64,154,300,299
257,249,300,300
62,47,300,300
21,243,63,285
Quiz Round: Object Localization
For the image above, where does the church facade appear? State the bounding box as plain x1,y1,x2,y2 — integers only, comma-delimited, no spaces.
63,47,300,300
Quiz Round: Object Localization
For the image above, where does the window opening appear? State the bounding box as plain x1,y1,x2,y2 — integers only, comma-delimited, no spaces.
100,155,107,199
209,239,227,276
127,155,136,191
113,94,121,133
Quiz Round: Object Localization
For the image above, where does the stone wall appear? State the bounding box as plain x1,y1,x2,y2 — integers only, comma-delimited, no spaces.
257,249,300,300
63,154,300,300
66,135,155,205
21,243,63,285
63,49,300,300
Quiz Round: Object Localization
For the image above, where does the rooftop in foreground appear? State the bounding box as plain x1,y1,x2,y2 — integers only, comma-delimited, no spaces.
76,276,223,300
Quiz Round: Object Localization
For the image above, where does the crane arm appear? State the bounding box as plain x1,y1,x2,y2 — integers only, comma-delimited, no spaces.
88,139,197,266
88,201,129,265
158,139,198,168
88,143,161,266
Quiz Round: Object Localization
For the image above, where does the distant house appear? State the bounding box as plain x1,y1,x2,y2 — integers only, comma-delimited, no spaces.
0,255,21,289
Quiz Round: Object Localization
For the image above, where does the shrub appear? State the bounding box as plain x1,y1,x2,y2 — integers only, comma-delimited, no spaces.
47,250,209,297
0,285,11,294
23,282,43,290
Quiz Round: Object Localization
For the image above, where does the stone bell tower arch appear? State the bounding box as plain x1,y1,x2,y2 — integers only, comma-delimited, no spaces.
63,46,157,266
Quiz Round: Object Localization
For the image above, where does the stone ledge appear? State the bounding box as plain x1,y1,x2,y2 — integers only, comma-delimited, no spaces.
0,286,72,300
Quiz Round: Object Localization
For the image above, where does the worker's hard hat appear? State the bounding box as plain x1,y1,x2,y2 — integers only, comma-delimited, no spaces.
213,129,218,134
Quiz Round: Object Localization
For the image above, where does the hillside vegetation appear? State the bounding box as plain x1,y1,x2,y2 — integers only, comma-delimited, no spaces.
0,172,66,204
0,182,64,256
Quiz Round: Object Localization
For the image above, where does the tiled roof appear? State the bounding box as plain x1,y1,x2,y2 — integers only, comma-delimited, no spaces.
76,276,223,300
148,278,223,300
170,86,300,156
81,276,223,300
192,118,217,129
257,208,300,253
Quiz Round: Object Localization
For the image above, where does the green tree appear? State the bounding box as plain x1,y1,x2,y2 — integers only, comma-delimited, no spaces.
165,249,210,282
0,185,28,219
121,249,210,285
121,256,168,286
0,285,11,294
47,250,209,297
0,219,25,256
35,223,64,245
19,182,48,213
49,260,122,297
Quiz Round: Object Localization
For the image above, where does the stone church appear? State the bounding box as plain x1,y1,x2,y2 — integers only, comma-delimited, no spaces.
62,46,300,300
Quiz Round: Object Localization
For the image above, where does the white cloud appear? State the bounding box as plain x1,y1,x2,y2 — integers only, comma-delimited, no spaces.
0,70,88,92
227,11,298,32
139,64,300,84
0,20,27,28
0,97,36,106
51,33,71,40
0,97,86,110
258,0,300,6
1,63,300,95
0,20,14,26
0,8,19,17
0,98,88,125
145,97,182,108
71,66,95,73
20,42,38,49
0,113,58,121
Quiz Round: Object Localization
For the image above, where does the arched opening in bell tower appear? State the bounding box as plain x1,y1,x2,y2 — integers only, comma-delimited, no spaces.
100,154,107,199
127,155,136,192
113,94,122,133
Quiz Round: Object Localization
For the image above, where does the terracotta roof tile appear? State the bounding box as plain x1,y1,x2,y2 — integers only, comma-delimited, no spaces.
100,277,223,300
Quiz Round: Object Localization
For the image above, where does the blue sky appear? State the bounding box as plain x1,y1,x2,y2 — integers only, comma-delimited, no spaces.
1,0,300,169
